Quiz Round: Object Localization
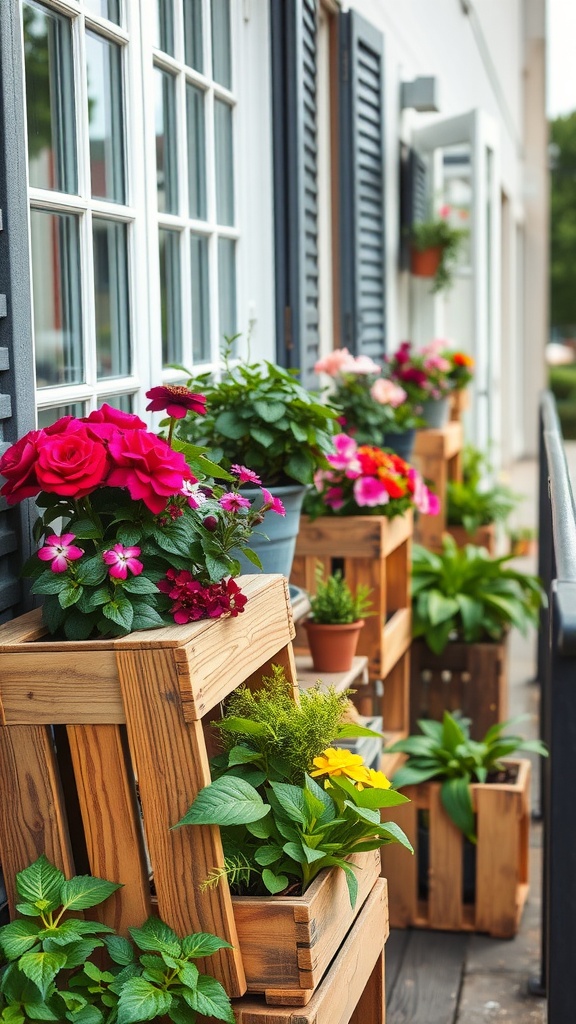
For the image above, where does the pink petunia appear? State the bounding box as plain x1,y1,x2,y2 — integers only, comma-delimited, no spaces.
38,534,84,573
324,486,345,511
327,433,358,470
231,464,262,485
219,492,252,512
353,476,389,508
102,544,143,580
260,488,286,516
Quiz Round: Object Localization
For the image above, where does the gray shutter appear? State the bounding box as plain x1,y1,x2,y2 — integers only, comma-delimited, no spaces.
399,145,429,270
271,0,320,387
0,0,37,622
339,11,386,360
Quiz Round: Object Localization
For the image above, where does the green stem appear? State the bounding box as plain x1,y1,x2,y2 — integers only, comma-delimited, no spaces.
167,418,176,447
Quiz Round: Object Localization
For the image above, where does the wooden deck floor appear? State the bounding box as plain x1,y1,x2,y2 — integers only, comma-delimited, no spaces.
385,599,547,1024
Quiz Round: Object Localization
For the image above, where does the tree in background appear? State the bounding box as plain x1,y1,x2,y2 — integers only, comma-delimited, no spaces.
550,112,576,334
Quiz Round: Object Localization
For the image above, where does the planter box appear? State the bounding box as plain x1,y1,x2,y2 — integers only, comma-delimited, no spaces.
413,421,464,552
380,758,530,937
232,850,381,1005
410,638,508,740
0,575,297,1000
450,388,471,422
445,522,497,555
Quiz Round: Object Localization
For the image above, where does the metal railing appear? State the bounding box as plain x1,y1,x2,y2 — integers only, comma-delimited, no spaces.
536,391,576,1022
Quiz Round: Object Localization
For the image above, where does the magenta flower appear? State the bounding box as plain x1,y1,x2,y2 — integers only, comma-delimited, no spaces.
260,488,286,516
219,492,252,512
181,479,207,509
102,544,143,580
231,464,262,485
327,433,358,470
38,534,84,573
145,385,207,419
324,486,345,511
353,476,389,508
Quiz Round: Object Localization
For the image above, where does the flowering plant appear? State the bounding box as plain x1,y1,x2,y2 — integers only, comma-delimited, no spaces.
0,389,284,640
442,347,475,390
305,433,440,520
411,208,468,292
386,340,455,405
314,348,422,442
174,668,412,905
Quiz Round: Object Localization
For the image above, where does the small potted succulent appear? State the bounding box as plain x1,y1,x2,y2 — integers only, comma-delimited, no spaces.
304,563,374,672
174,342,338,577
410,208,468,293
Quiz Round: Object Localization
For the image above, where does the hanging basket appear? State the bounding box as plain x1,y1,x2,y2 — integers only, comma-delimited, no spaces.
410,245,442,278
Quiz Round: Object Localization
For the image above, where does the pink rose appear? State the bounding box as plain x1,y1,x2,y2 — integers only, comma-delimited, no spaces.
107,430,192,514
85,404,147,440
370,379,407,408
314,348,355,376
0,430,44,504
353,476,389,508
346,354,381,375
36,427,109,498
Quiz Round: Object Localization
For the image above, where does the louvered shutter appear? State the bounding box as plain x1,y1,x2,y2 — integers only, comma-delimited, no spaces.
400,145,430,270
271,0,320,386
0,0,37,625
339,11,386,360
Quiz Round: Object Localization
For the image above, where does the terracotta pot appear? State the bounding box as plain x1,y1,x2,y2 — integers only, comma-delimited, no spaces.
410,245,442,278
304,619,365,672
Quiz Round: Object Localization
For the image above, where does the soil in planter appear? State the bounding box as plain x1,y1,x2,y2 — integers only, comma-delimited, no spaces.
417,810,477,905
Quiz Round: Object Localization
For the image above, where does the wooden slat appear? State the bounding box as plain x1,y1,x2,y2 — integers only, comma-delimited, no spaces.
0,725,75,914
381,608,411,679
380,793,418,928
0,650,123,725
232,879,388,1024
428,785,463,930
381,651,410,734
385,538,411,612
345,555,385,678
445,523,496,554
385,929,465,1024
296,654,369,694
67,724,151,935
294,513,412,560
242,642,300,703
115,645,246,997
413,421,464,460
350,949,385,1024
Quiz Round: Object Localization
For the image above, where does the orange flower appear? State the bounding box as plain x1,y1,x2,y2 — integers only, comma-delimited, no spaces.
453,352,474,368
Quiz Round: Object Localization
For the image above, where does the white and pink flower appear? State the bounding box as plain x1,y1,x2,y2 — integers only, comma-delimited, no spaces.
102,544,143,580
38,533,84,573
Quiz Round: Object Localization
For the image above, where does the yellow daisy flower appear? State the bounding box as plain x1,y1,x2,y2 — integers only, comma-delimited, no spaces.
355,767,392,791
310,747,368,782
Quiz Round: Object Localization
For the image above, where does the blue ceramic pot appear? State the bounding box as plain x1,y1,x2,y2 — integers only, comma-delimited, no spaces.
382,428,416,462
236,483,307,578
421,397,450,429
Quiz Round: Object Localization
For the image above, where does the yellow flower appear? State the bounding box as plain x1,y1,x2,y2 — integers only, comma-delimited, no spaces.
310,747,368,782
355,767,392,791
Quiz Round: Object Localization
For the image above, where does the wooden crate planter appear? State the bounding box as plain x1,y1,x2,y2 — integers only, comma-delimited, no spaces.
445,522,497,554
413,421,464,552
291,513,412,741
0,575,301,1000
380,758,530,938
410,638,508,740
231,878,389,1022
232,850,381,1005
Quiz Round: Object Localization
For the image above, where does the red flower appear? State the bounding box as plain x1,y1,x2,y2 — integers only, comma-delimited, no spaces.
85,404,147,439
0,430,43,503
382,477,405,499
158,570,247,623
453,352,474,368
146,385,207,419
36,426,109,499
107,429,192,514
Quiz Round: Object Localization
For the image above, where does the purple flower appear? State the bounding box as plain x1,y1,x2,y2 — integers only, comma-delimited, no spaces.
38,533,84,573
102,544,143,580
231,464,262,485
219,492,252,512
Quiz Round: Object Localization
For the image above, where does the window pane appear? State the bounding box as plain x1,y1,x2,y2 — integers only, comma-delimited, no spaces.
155,69,178,213
218,237,236,342
23,1,76,193
37,403,86,428
154,0,174,55
159,229,182,366
186,85,207,220
31,210,83,387
84,0,121,24
211,0,231,88
93,219,130,380
86,32,125,203
184,0,203,71
98,393,133,412
191,235,210,361
214,100,234,225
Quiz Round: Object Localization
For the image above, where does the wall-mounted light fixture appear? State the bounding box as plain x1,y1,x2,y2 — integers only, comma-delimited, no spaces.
400,76,440,113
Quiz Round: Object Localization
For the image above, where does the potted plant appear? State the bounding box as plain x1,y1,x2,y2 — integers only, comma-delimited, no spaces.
303,562,373,672
0,855,235,1023
0,391,285,639
381,711,546,936
446,444,519,551
313,348,423,460
410,210,468,293
385,340,455,428
410,536,545,737
173,343,338,577
442,347,475,419
508,526,537,558
175,667,412,1002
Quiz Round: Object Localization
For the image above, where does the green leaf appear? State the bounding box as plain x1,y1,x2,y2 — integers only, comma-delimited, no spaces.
19,950,68,999
63,611,99,641
131,606,166,631
41,598,67,635
67,1006,103,1024
181,932,233,959
182,974,235,1024
253,400,286,423
31,571,68,596
123,576,159,595
214,410,247,440
117,525,142,547
227,745,262,767
58,582,83,609
173,776,271,828
0,920,41,960
21,1003,59,1022
336,723,383,739
428,590,460,626
239,546,263,569
204,553,229,582
177,962,199,990
441,776,475,840
254,845,283,866
261,869,289,895
284,451,314,485
116,978,172,1024
281,842,307,864
104,935,136,966
378,821,414,851
442,711,467,754
102,597,134,632
128,918,181,957
60,875,122,912
249,425,274,447
268,782,308,826
391,765,443,789
218,716,270,737
70,519,102,540
16,857,64,913
0,1008,25,1024
50,938,103,969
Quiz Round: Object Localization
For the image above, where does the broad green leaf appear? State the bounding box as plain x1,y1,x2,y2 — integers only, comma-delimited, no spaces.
60,875,121,912
204,553,229,582
116,978,172,1024
284,451,314,485
0,1008,26,1024
116,525,142,548
227,744,262,767
21,1003,59,1022
440,776,475,840
261,869,289,896
254,845,283,866
19,950,68,998
269,782,308,825
249,425,274,447
31,571,68,596
391,764,443,789
281,842,307,864
58,583,84,609
0,920,42,960
50,938,103,969
182,974,235,1024
253,400,286,422
131,606,166,631
68,519,102,540
181,932,233,959
442,711,468,754
173,776,271,828
177,962,199,989
129,918,181,957
239,546,263,569
428,590,460,626
246,816,274,839
214,410,247,440
336,723,384,739
378,821,414,851
304,775,336,822
102,597,134,632
66,1006,103,1024
218,716,270,737
15,857,64,913
123,576,159,595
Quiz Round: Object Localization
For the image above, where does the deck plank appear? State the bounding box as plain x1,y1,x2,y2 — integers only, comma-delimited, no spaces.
386,930,466,1024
